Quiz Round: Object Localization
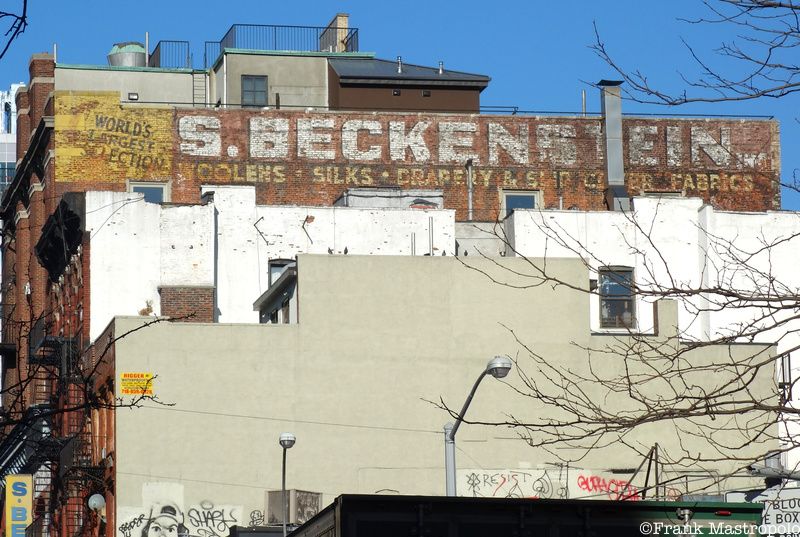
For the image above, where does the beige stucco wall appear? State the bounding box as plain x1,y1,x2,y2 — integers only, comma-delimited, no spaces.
211,53,328,108
110,254,776,535
56,67,196,105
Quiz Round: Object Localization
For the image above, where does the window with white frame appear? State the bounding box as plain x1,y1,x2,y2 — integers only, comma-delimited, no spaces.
598,267,635,329
129,181,169,203
503,191,539,218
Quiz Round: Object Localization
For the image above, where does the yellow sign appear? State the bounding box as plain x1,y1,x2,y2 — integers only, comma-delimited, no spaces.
5,474,32,537
120,372,154,396
54,92,172,183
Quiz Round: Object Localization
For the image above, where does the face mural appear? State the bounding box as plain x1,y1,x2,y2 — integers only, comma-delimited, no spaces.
142,504,189,537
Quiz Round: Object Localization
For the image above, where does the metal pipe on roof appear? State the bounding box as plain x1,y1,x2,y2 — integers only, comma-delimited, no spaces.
465,159,474,221
223,53,227,107
581,89,586,116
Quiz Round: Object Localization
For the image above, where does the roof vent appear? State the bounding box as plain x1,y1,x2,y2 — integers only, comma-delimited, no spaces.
107,42,146,67
438,61,444,75
397,56,403,74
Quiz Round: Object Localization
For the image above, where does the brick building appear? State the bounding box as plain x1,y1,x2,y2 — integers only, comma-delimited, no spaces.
0,13,787,537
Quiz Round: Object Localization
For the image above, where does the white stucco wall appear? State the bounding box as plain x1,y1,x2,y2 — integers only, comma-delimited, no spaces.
86,187,455,335
506,196,800,469
201,186,455,323
507,197,800,350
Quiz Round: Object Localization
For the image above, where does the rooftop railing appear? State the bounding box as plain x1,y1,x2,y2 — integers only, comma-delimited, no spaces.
149,40,191,69
204,23,359,68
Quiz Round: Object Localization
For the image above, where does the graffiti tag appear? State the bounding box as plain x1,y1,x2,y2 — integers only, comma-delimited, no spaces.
576,474,641,501
186,502,238,537
119,514,146,537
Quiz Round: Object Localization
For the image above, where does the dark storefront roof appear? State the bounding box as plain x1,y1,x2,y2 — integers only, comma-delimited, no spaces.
289,494,762,537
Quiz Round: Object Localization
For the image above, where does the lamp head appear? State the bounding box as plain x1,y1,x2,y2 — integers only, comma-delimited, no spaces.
485,355,513,379
279,432,296,449
87,493,106,511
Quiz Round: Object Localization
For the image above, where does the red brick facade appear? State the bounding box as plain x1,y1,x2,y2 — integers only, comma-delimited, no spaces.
158,286,215,323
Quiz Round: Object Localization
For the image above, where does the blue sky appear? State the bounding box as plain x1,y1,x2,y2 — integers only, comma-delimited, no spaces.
3,0,797,209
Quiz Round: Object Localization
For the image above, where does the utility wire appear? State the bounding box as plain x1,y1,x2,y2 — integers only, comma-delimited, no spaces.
140,404,440,435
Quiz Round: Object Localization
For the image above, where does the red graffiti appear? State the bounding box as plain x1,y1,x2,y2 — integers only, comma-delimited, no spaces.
576,474,641,501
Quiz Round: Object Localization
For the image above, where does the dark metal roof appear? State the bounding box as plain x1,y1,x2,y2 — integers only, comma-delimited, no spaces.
329,58,490,88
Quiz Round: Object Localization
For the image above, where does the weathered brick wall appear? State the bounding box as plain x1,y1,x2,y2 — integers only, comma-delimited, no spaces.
173,109,779,217
27,54,54,135
54,92,173,184
159,286,215,323
48,92,780,218
15,87,29,161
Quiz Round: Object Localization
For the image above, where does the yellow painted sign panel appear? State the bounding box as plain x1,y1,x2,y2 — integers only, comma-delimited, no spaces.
54,92,172,182
120,372,154,396
5,474,32,537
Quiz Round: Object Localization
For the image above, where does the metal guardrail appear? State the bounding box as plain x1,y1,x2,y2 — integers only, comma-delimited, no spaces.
149,40,191,69
204,24,358,68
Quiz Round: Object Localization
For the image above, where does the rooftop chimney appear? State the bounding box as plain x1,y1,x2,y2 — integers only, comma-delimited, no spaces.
397,56,403,74
598,80,629,211
320,13,350,53
438,61,444,75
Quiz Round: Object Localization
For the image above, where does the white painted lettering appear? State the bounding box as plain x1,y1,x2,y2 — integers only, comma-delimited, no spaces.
629,125,658,166
179,116,221,157
342,120,382,161
537,124,576,166
298,118,335,160
389,121,431,162
666,125,682,167
439,122,479,164
488,123,529,164
249,118,289,158
691,126,731,166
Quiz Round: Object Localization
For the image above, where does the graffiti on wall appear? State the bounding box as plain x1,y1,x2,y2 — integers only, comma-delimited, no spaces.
247,510,264,527
574,473,641,501
459,467,569,499
186,501,239,537
459,467,670,501
118,484,244,537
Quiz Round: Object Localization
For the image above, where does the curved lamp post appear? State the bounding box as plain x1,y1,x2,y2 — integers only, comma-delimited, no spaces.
444,355,512,496
279,432,296,537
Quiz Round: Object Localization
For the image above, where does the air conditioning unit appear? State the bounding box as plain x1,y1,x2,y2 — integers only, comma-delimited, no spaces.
266,489,321,526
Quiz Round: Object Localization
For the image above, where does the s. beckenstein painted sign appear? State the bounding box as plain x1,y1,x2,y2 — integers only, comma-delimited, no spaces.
5,474,32,537
54,92,780,214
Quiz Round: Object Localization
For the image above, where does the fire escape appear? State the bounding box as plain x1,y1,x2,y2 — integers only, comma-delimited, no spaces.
25,191,101,537
27,321,102,537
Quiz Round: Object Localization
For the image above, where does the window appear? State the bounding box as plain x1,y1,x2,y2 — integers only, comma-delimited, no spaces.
3,102,10,134
129,181,169,203
242,75,268,107
599,267,635,328
422,90,431,97
268,259,294,286
503,191,539,217
392,89,401,96
280,297,290,324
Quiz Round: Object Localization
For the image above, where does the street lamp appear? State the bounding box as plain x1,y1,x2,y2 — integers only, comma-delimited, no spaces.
444,355,512,496
279,432,296,537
